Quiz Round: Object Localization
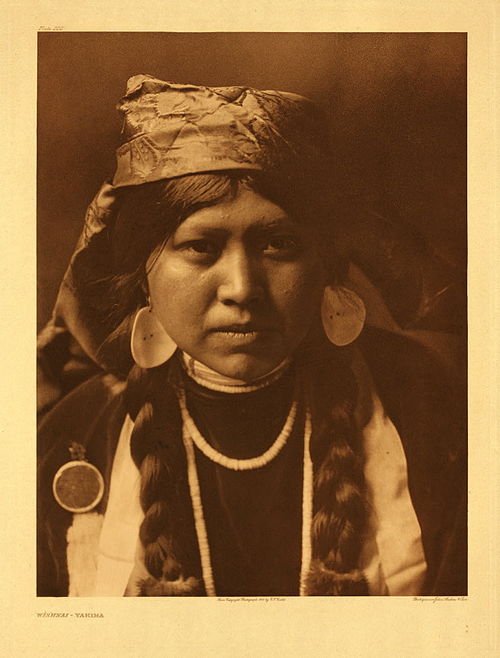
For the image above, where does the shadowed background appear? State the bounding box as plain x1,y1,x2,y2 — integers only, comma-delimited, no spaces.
38,32,466,331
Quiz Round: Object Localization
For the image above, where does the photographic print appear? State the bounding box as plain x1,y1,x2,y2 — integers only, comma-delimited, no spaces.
37,32,467,599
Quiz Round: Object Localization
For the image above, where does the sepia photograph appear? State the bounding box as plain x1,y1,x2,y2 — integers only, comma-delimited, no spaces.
36,32,468,599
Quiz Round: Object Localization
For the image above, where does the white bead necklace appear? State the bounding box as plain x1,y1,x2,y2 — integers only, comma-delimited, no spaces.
299,410,313,596
177,384,313,596
177,386,297,470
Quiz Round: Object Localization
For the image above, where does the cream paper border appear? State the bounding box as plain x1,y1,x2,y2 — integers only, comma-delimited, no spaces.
2,1,498,656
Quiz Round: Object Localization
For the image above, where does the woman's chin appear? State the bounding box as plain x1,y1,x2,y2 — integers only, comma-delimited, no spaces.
197,352,285,383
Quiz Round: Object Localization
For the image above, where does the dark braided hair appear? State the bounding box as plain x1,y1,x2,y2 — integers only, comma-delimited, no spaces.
79,171,368,595
299,345,368,595
125,361,205,595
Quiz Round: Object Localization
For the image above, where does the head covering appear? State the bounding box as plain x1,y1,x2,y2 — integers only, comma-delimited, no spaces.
112,75,330,187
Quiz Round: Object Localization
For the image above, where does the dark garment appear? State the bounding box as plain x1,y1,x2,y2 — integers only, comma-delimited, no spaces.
37,375,124,596
37,328,467,596
184,370,303,596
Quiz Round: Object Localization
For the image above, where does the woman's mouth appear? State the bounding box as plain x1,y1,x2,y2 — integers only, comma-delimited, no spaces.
210,324,275,344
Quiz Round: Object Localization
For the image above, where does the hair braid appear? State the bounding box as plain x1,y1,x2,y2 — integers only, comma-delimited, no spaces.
125,360,203,595
302,346,368,596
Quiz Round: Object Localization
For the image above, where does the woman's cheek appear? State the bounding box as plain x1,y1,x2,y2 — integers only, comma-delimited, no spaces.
274,264,323,337
154,275,212,344
278,260,323,308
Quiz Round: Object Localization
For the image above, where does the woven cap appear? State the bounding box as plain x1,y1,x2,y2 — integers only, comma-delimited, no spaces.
113,74,330,187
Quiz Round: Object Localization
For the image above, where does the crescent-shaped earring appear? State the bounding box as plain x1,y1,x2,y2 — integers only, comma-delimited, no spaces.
130,304,177,368
321,286,366,346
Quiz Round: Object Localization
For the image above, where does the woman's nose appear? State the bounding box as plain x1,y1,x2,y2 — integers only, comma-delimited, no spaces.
216,249,264,307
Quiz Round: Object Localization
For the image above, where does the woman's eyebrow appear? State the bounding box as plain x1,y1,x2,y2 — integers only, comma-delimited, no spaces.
173,226,228,239
250,217,297,231
246,218,304,238
174,215,296,237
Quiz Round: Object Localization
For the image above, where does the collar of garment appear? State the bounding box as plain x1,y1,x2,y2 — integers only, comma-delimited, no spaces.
181,352,292,392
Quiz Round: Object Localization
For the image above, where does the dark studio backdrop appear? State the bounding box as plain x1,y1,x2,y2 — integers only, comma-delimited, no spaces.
37,32,467,362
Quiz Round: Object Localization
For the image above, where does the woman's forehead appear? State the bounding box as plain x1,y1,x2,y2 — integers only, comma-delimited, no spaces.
174,188,295,235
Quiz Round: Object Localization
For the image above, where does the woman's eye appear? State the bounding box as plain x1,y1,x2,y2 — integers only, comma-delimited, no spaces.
181,240,219,261
188,240,216,254
262,236,301,256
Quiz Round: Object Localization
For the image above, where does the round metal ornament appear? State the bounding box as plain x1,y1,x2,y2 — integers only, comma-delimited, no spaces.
52,443,104,513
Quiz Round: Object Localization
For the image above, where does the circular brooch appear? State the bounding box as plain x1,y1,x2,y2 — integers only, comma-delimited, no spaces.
52,442,104,513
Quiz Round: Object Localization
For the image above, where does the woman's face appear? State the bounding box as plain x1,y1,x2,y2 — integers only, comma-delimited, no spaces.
147,185,326,381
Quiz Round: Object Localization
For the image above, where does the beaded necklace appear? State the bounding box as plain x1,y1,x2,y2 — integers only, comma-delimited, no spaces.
177,382,313,596
177,386,297,470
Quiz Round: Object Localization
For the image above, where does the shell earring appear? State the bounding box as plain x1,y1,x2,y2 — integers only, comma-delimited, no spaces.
130,305,177,368
321,286,366,346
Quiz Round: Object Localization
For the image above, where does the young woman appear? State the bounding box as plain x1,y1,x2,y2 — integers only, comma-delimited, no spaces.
37,75,466,597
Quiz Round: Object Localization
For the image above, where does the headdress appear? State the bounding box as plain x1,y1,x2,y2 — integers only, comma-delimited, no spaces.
112,75,330,187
